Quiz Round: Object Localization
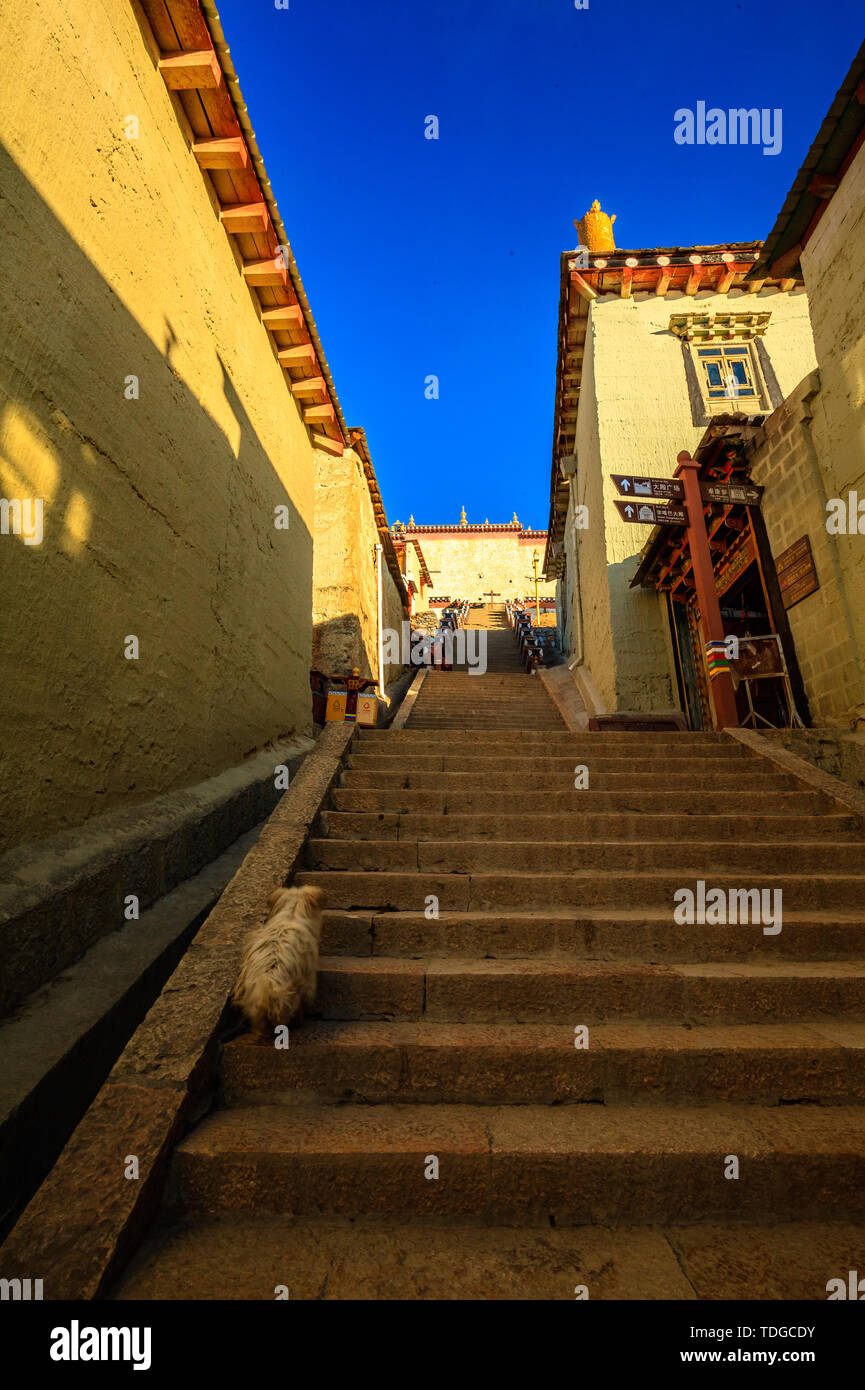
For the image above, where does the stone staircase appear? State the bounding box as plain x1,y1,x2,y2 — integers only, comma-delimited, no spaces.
115,708,865,1300
408,604,560,721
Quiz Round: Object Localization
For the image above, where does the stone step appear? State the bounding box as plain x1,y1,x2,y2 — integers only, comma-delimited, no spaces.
111,1213,865,1300
168,1102,865,1222
319,810,861,843
355,741,753,760
296,868,865,911
307,957,865,1023
219,1020,865,1105
407,698,557,705
356,729,736,745
340,768,802,792
305,837,864,875
330,787,834,816
405,721,569,730
346,752,755,772
320,908,865,962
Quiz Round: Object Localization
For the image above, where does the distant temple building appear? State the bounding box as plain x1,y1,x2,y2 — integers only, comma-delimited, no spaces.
392,512,557,609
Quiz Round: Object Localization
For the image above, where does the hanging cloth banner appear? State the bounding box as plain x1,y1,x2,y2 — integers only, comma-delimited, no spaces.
705,639,732,681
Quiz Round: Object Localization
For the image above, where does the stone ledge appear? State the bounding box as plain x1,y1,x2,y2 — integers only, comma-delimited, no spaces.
390,669,426,729
0,821,261,1245
539,665,589,731
0,734,314,1017
0,720,354,1299
724,728,865,829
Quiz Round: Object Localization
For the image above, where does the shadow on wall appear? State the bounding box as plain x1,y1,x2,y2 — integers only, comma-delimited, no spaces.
0,142,313,853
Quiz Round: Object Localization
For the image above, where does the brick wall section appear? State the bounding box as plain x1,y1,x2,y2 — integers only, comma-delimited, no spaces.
748,371,863,725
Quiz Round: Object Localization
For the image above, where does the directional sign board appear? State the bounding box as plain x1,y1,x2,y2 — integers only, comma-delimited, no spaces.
611,474,684,500
614,500,688,526
699,481,763,506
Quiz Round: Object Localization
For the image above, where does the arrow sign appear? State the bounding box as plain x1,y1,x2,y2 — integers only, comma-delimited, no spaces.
614,500,688,526
700,481,764,506
611,474,684,500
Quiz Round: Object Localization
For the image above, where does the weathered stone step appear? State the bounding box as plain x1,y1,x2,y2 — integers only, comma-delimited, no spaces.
111,1213,865,1300
354,743,754,762
219,1020,865,1105
341,768,801,792
320,908,865,962
409,695,561,704
346,752,754,772
297,868,865,911
405,721,569,730
168,1102,865,1222
331,787,835,816
309,956,865,1023
356,729,736,745
320,810,861,843
305,837,864,875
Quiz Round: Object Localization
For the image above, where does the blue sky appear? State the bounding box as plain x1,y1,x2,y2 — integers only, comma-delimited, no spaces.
218,0,862,531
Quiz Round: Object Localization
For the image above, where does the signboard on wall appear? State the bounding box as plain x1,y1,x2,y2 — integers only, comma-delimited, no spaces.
775,535,819,609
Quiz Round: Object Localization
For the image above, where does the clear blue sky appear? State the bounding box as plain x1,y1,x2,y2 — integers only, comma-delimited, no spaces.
217,0,862,531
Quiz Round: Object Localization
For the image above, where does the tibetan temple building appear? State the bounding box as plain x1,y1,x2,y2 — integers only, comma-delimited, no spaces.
393,512,557,610
544,52,865,732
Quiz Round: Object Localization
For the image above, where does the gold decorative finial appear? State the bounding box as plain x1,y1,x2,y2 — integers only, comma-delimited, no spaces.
460,506,467,526
409,514,414,526
512,511,519,524
575,199,617,253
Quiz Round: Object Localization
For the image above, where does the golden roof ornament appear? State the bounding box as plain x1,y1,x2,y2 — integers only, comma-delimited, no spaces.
409,514,414,525
512,511,519,524
460,506,467,526
575,199,617,253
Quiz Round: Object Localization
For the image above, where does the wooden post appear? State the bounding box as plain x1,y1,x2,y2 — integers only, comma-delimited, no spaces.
675,451,739,729
532,551,541,627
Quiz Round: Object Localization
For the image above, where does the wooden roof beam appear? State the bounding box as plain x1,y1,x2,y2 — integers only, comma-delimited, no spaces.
262,306,304,331
686,258,704,296
278,343,316,369
220,201,270,235
655,256,671,296
243,256,288,288
290,376,327,399
193,136,247,170
311,432,344,456
303,403,336,424
569,269,597,303
158,49,222,90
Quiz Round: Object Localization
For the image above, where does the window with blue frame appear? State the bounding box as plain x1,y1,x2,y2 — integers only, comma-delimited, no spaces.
697,344,757,400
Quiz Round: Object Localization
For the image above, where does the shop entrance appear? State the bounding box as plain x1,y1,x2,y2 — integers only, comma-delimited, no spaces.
632,441,811,731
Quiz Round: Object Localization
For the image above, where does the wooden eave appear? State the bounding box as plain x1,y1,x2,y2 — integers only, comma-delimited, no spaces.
137,0,348,455
346,428,409,609
749,40,865,280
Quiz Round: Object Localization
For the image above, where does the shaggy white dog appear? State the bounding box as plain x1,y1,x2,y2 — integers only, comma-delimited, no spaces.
232,885,325,1040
